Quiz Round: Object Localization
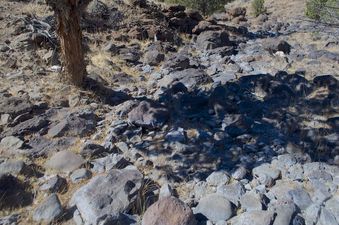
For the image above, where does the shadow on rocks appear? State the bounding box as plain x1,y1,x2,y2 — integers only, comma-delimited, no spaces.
134,72,338,182
84,74,131,106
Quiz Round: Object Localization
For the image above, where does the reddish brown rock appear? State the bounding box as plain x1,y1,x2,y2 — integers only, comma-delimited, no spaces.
142,196,196,225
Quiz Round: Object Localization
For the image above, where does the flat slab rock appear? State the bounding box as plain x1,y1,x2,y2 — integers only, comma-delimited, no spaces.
33,194,63,223
142,196,196,225
70,168,143,225
45,150,84,173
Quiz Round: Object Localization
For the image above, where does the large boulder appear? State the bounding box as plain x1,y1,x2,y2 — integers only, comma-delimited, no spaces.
128,101,169,128
70,168,143,225
196,31,231,51
45,150,84,173
142,196,196,225
194,193,234,222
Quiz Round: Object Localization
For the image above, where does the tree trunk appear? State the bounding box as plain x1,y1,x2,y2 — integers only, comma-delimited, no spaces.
46,0,91,87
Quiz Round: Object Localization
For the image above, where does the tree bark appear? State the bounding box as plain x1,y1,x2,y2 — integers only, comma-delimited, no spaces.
46,0,91,86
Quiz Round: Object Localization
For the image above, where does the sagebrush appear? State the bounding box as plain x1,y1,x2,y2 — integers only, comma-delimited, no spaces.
252,0,266,17
305,0,339,24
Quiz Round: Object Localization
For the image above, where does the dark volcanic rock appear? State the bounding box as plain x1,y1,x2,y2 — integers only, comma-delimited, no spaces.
158,68,212,90
0,94,33,118
26,136,77,157
196,31,231,50
5,116,49,137
128,100,169,128
80,142,107,158
47,110,98,138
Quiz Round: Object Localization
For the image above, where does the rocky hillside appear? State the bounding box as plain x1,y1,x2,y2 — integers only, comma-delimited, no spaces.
0,0,338,224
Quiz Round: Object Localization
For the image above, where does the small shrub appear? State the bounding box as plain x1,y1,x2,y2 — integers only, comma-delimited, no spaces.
305,0,339,23
252,0,266,17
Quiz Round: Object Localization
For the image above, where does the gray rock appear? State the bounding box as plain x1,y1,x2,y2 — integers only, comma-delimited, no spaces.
33,194,63,223
128,101,169,128
119,47,141,64
142,196,196,225
70,168,91,183
307,170,332,183
39,175,67,193
163,52,191,70
0,114,10,126
0,214,20,225
304,204,321,225
312,188,332,205
266,180,302,201
80,142,106,158
193,181,211,200
217,181,245,206
215,221,227,225
0,136,24,151
252,163,281,181
273,154,297,171
0,95,33,117
73,209,84,225
159,183,173,198
196,31,230,51
26,136,77,157
47,110,98,138
206,171,230,186
240,191,263,211
158,68,212,90
194,193,234,222
303,162,321,178
288,189,313,210
232,166,247,180
91,154,130,173
45,150,84,173
165,128,186,143
116,141,129,153
70,168,143,225
144,50,165,66
324,197,339,222
212,72,236,84
284,164,304,181
271,201,296,225
228,210,276,225
0,160,28,175
47,120,68,138
318,207,338,225
5,116,49,136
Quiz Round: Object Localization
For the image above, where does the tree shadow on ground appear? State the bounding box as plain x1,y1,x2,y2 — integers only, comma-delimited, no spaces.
84,75,131,106
132,72,338,182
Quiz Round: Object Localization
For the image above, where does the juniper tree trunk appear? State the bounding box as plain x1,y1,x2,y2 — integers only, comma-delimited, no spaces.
46,0,91,86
